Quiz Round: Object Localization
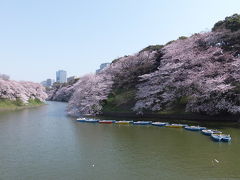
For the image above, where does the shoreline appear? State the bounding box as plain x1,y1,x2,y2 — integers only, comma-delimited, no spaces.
48,101,240,123
98,112,240,123
0,103,46,112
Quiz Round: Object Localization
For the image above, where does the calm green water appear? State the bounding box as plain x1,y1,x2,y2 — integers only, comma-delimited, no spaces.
0,102,240,180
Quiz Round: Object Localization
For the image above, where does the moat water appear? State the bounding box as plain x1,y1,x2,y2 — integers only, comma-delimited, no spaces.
0,101,239,180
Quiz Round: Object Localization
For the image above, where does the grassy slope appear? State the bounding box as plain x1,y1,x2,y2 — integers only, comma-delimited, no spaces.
0,98,44,111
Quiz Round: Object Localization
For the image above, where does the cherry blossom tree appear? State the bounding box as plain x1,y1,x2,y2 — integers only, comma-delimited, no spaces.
67,73,113,116
47,84,76,102
0,77,47,103
105,50,160,88
66,50,161,116
134,32,240,115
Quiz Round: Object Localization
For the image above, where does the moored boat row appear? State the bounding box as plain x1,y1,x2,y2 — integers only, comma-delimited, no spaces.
75,118,232,142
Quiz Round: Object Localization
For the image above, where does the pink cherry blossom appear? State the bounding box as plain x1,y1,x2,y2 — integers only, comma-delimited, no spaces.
0,77,47,103
134,32,240,115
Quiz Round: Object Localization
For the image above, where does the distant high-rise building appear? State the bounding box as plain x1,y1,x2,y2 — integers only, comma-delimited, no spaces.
46,79,54,87
56,70,67,83
96,63,110,73
0,74,10,80
41,81,47,87
41,79,54,87
67,76,77,83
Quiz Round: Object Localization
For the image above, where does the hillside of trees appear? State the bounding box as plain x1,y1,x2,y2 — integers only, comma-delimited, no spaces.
49,14,240,118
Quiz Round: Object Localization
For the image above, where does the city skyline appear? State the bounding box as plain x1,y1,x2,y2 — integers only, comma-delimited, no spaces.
42,69,78,87
1,0,240,82
41,63,107,86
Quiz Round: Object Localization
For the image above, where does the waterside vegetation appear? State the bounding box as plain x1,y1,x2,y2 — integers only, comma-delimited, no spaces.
0,75,47,111
0,98,45,111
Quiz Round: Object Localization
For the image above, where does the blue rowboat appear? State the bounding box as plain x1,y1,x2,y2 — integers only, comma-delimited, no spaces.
211,134,232,142
133,121,152,125
202,129,222,136
185,126,206,131
85,119,99,123
221,134,231,142
76,118,87,122
211,134,222,142
198,126,207,130
151,122,167,127
185,126,200,131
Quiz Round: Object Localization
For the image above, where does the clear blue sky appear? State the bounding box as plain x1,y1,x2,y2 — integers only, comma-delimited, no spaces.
0,0,239,82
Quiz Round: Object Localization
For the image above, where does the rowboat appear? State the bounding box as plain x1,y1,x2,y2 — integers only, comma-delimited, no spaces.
115,121,133,124
202,129,222,136
211,134,222,142
185,126,200,131
85,119,99,123
211,134,231,142
198,126,206,130
165,124,185,128
99,120,116,124
185,126,206,131
151,122,168,127
132,121,152,125
76,118,87,122
221,134,232,142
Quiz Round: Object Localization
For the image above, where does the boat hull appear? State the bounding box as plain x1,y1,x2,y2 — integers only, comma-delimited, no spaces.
85,120,99,123
76,120,86,122
211,134,222,142
202,130,222,136
115,121,132,124
185,127,200,131
202,131,212,136
133,121,152,125
99,121,115,124
222,137,231,142
211,136,222,142
185,126,206,131
152,123,167,127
